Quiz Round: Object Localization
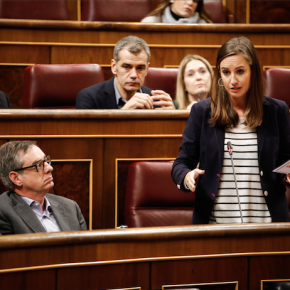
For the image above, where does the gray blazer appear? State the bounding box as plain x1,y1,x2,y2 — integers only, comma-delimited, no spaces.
0,191,87,235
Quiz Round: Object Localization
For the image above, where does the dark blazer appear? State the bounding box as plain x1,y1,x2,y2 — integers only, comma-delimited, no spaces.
172,97,290,224
0,91,12,108
0,192,87,235
76,76,152,109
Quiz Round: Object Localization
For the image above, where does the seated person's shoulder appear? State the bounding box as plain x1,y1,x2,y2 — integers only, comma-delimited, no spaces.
0,191,10,202
141,15,159,23
0,192,17,211
0,91,12,108
141,85,152,96
76,80,107,109
46,193,76,205
77,81,106,97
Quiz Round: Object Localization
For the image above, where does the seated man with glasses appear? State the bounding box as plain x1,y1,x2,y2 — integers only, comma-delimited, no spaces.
0,140,87,235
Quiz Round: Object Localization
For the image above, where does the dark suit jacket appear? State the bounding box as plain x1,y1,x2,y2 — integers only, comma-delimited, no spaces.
0,91,12,108
76,76,152,109
0,192,87,235
172,97,290,224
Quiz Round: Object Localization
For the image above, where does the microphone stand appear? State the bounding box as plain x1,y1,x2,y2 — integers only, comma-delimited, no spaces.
227,141,244,223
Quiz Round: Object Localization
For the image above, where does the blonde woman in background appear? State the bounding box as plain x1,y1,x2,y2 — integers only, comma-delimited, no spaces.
141,0,211,23
175,54,213,109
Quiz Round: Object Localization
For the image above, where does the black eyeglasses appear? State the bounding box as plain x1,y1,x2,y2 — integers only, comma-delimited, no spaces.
12,156,52,172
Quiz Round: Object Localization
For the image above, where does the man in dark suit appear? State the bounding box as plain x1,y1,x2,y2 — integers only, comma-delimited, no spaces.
76,35,175,110
0,141,87,235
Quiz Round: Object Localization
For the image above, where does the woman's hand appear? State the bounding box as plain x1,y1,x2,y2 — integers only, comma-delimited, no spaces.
184,169,205,192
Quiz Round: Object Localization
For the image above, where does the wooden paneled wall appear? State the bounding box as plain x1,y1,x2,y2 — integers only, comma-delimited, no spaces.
0,110,188,229
1,224,290,289
249,0,290,24
223,0,290,24
1,20,290,108
10,0,289,24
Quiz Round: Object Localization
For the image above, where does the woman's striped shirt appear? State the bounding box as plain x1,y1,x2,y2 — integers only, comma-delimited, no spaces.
209,118,271,224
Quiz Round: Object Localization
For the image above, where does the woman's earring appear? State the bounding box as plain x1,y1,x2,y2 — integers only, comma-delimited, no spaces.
218,78,224,87
170,0,174,3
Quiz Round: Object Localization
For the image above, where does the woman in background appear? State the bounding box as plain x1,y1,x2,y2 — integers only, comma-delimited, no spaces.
141,0,211,23
175,54,213,109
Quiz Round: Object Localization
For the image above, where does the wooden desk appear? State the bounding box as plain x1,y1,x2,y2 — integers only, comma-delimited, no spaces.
0,109,188,229
0,223,290,289
0,20,290,107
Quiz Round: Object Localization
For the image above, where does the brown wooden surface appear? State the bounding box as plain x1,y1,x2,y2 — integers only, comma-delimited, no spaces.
0,269,56,290
0,224,290,289
0,110,188,229
0,21,290,107
0,1,287,25
234,0,247,24
52,161,90,227
0,65,27,108
250,0,290,24
67,0,78,21
151,258,248,289
58,263,150,290
250,256,290,289
225,0,290,24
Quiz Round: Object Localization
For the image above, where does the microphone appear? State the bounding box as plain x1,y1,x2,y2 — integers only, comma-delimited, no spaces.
227,141,233,155
48,206,53,214
227,141,244,223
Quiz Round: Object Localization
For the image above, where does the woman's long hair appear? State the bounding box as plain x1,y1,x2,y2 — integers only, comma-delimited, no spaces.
209,36,264,128
142,0,211,23
176,54,213,109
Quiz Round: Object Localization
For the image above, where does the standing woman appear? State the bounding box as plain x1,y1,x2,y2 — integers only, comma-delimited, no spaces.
141,0,211,23
172,36,290,224
175,54,213,109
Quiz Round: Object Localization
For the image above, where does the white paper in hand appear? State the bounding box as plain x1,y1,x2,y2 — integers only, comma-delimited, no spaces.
273,160,290,174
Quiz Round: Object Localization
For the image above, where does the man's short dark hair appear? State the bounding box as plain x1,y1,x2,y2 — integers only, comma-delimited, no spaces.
0,141,36,190
113,35,151,62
